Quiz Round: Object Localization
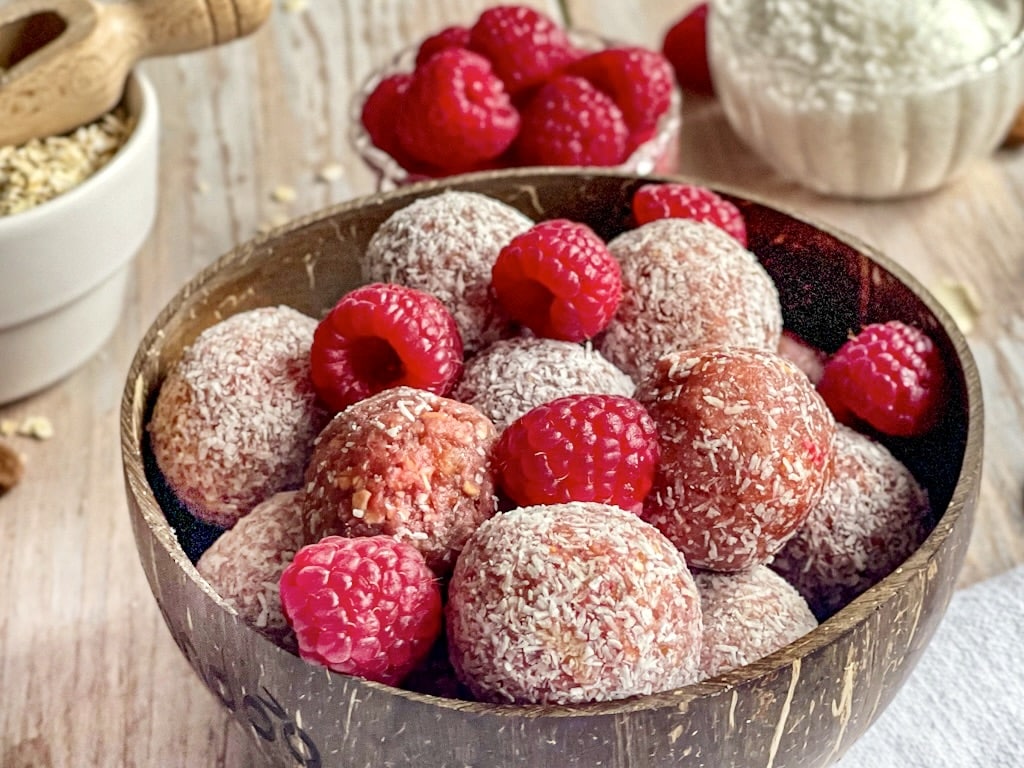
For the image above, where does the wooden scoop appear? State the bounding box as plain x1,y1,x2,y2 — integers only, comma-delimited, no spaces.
0,0,272,146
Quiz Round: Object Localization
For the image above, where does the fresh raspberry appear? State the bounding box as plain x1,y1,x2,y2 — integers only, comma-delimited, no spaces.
817,321,947,438
309,282,464,412
415,24,471,67
279,535,443,686
491,218,622,342
468,5,578,94
514,75,630,167
494,394,660,512
565,46,675,141
396,48,520,173
631,182,748,246
360,72,413,159
662,3,714,96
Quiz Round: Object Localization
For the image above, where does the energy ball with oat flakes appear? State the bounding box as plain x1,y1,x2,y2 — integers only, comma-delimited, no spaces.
361,190,534,355
196,491,307,652
770,423,932,620
596,218,782,380
637,345,836,572
302,386,498,575
452,337,634,430
148,306,329,529
694,566,817,680
446,502,704,705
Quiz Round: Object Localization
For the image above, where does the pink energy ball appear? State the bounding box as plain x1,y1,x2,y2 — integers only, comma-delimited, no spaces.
452,337,634,430
196,490,307,651
361,190,534,355
597,218,782,381
301,386,498,575
148,305,329,529
637,345,837,572
770,423,932,619
446,502,704,705
694,566,817,680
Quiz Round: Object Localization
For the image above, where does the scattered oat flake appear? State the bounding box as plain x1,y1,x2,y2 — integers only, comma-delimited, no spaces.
272,184,297,203
18,416,54,440
282,0,308,12
316,163,344,182
0,419,16,437
931,278,981,334
0,441,25,493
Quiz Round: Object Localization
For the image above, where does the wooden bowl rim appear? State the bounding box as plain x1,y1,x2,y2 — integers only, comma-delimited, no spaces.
120,167,984,718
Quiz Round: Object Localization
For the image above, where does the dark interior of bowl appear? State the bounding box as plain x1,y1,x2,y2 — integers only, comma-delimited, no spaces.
123,168,981,768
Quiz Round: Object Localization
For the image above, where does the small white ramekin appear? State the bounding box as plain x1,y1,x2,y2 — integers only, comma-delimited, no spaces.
0,70,159,403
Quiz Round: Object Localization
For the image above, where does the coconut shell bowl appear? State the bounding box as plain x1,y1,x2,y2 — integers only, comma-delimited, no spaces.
120,169,982,768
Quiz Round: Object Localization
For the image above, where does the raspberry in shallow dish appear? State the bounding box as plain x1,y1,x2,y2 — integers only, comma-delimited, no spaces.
770,423,932,619
446,502,704,705
196,491,307,651
279,535,442,686
694,566,817,680
596,218,782,381
452,337,634,430
636,345,837,572
361,190,534,355
148,306,330,530
301,386,498,576
630,182,747,246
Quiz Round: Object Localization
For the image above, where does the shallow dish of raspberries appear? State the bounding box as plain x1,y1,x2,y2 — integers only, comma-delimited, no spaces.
121,168,981,768
350,6,681,188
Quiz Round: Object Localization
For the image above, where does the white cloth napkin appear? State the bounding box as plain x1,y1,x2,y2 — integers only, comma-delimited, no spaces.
839,564,1024,767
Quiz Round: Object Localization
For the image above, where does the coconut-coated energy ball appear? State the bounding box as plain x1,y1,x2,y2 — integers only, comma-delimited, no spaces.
446,502,704,705
637,345,837,572
196,491,307,651
148,305,329,529
694,566,817,680
301,386,498,575
770,423,932,619
597,218,782,380
452,337,634,430
361,190,534,355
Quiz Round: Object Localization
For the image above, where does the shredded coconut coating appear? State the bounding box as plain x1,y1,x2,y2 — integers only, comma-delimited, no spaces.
694,566,817,680
778,329,827,385
452,337,635,430
637,345,837,572
301,386,498,575
770,423,932,619
361,190,535,355
596,218,782,381
196,491,307,651
447,502,704,705
148,306,329,529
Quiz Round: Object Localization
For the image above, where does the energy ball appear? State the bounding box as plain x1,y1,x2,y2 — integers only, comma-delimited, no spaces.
447,502,704,705
196,491,307,651
597,218,782,380
694,566,817,680
637,345,837,571
452,337,634,430
361,190,534,355
770,423,932,619
148,305,329,529
302,386,498,575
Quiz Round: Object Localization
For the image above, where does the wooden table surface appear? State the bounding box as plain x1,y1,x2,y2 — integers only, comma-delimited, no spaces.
2,1,1022,766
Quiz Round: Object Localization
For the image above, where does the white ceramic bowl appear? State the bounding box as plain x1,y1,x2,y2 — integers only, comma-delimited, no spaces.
708,0,1024,199
0,70,159,403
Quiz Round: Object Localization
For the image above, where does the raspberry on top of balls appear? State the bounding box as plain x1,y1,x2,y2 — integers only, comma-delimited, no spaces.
491,218,622,342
